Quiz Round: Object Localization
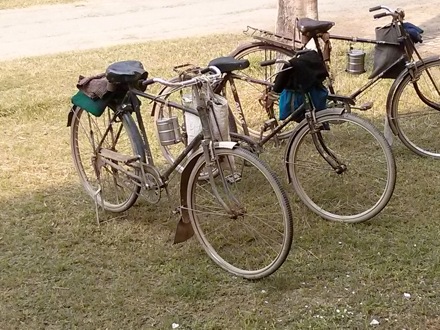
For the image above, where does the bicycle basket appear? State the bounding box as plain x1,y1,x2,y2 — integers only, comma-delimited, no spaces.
369,23,407,79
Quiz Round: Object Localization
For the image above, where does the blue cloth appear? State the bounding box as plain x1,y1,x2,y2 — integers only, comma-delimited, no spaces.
403,22,424,43
279,85,328,122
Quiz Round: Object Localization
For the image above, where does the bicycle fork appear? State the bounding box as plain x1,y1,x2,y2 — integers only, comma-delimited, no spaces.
197,100,245,218
305,108,347,174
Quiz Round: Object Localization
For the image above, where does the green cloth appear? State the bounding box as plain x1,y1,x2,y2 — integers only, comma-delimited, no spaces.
71,91,107,117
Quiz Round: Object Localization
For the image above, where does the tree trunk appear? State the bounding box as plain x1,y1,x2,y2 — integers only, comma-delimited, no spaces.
276,0,318,38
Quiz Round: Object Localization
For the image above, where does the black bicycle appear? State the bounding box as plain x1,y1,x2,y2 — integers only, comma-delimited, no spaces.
153,56,396,224
228,5,440,158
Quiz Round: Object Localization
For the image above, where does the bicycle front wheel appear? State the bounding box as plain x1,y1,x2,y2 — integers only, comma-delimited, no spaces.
287,111,396,223
186,147,293,279
227,42,296,140
70,106,145,212
389,58,440,158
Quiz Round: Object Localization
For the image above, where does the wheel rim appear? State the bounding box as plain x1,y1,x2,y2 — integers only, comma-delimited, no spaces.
188,149,292,278
392,62,440,158
227,45,296,139
154,84,194,172
290,115,395,222
71,108,141,212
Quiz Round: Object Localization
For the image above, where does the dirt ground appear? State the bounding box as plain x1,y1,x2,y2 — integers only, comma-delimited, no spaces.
0,0,439,60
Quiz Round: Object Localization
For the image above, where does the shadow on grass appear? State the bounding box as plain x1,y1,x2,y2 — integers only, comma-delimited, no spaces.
1,149,440,328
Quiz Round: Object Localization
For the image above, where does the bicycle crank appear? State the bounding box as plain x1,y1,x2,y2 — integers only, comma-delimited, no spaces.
140,164,163,204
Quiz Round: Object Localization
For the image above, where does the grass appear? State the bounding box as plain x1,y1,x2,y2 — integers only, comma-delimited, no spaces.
0,0,76,10
1,34,440,329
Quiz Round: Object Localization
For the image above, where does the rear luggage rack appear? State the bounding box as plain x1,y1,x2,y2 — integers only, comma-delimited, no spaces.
243,26,302,50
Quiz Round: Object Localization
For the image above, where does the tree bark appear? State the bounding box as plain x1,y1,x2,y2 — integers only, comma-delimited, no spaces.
276,0,318,37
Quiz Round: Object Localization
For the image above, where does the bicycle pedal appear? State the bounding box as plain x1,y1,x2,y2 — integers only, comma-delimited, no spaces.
354,101,373,111
262,118,277,131
225,173,242,184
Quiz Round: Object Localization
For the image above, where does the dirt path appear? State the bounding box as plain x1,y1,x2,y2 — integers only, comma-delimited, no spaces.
0,0,439,60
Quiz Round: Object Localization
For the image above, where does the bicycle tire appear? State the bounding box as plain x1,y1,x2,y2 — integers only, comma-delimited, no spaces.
388,58,440,158
70,106,145,212
186,147,293,279
286,110,396,223
227,42,296,140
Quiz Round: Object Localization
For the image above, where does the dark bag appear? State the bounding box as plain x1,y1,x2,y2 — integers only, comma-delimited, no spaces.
273,50,328,93
369,22,423,79
274,50,329,122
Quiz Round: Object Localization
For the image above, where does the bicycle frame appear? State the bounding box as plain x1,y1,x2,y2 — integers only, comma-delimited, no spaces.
96,80,243,217
243,10,439,107
323,32,408,99
213,72,274,136
216,72,348,173
107,87,212,182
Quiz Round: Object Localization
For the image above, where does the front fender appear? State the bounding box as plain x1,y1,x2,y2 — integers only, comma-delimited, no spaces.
283,108,346,183
180,141,238,207
175,141,238,243
386,55,440,134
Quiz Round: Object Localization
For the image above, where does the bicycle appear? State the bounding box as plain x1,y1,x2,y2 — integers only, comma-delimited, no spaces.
227,5,440,158
154,56,396,224
68,60,293,279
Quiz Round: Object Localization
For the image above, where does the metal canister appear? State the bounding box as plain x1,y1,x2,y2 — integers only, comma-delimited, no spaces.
156,117,181,146
346,49,366,74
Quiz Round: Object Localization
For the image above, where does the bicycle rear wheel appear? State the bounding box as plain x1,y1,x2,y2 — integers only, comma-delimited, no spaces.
186,147,293,279
152,81,194,172
227,42,296,139
70,106,144,212
389,58,440,158
286,110,396,223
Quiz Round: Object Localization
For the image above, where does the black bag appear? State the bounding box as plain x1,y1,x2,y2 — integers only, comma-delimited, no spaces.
369,22,423,79
273,50,329,93
273,50,329,122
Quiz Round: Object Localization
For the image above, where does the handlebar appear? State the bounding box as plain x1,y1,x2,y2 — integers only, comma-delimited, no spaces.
373,12,389,19
368,5,405,21
142,66,221,87
369,5,394,13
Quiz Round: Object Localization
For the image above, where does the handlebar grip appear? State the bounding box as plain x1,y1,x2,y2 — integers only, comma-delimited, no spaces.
142,78,155,86
260,59,277,67
373,12,388,19
200,67,211,74
369,5,382,12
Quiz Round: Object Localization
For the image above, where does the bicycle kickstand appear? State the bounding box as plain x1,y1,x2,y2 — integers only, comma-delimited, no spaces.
93,184,103,226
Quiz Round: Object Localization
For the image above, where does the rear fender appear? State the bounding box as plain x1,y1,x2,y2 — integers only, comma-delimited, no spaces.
66,105,78,127
228,41,295,58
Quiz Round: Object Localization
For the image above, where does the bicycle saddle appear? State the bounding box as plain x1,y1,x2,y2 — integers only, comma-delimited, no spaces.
297,18,335,37
208,56,250,73
106,60,148,84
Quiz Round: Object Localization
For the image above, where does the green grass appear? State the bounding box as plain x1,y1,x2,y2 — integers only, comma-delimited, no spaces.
1,35,440,329
0,0,76,10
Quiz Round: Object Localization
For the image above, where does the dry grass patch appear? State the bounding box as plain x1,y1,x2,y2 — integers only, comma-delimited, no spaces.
1,34,440,329
0,0,76,10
